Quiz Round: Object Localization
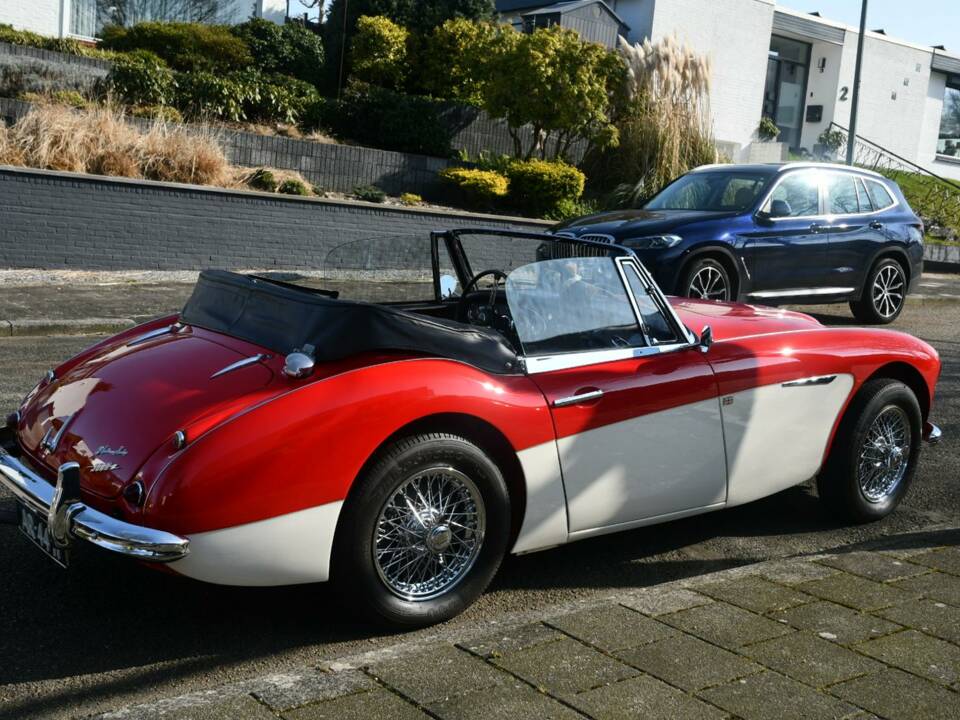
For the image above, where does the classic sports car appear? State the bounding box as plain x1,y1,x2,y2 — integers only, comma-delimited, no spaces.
0,230,942,627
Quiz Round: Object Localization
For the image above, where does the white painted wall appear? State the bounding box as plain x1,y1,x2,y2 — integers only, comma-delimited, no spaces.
0,0,62,37
647,0,776,151
795,37,845,151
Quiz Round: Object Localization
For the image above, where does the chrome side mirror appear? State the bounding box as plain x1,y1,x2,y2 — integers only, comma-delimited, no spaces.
283,352,315,379
439,274,459,299
698,325,713,353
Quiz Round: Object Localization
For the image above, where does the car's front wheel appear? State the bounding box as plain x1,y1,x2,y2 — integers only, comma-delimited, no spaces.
850,258,907,324
817,378,922,522
682,257,733,301
332,433,510,628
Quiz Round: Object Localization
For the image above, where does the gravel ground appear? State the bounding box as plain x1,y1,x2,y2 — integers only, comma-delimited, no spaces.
0,299,957,719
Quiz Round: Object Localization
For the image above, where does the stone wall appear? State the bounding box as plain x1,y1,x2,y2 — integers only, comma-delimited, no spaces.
0,166,549,270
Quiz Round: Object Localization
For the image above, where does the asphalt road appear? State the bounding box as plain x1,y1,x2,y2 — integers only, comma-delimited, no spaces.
0,300,958,720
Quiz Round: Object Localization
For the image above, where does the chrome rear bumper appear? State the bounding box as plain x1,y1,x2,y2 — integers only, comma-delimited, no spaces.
0,426,188,562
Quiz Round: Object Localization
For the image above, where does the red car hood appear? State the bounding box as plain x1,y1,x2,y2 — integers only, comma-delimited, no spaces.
17,327,277,499
670,297,823,341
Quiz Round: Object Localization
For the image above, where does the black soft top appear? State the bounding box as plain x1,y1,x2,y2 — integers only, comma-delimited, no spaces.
180,270,520,374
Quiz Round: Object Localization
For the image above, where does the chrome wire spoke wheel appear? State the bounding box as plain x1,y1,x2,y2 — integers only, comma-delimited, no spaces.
374,466,486,601
689,266,728,301
857,405,911,503
871,264,904,319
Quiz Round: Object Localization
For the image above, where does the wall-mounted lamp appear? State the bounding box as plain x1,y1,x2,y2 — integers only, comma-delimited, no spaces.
817,57,827,73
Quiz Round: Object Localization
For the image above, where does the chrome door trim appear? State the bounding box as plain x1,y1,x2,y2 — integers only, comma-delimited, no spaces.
552,389,605,407
782,374,837,387
523,341,691,375
210,354,270,379
747,287,856,298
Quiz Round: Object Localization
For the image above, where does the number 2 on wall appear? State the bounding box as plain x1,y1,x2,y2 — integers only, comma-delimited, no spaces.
839,86,849,101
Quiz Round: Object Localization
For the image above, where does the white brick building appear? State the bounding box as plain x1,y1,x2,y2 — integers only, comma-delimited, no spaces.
500,1,960,180
0,1,288,40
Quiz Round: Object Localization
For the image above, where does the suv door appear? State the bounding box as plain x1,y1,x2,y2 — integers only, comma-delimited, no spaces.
820,174,895,293
511,257,727,536
748,169,832,296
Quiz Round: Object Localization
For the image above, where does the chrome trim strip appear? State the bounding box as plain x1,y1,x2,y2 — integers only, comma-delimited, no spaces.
748,287,856,298
127,324,179,347
783,374,838,387
924,423,942,445
553,390,604,408
210,353,270,379
41,412,74,453
0,437,189,562
523,341,691,374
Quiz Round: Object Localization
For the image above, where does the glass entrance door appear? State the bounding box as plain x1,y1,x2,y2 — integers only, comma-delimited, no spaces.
763,36,811,150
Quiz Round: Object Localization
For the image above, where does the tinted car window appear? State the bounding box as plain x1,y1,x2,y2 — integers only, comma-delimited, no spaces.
763,172,819,217
827,173,860,214
622,263,678,345
645,171,770,211
865,179,896,210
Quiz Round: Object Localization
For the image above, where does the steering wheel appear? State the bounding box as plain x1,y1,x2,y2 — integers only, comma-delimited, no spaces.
456,269,509,326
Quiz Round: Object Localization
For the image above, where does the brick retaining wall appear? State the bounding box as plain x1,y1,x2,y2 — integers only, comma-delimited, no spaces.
0,166,549,270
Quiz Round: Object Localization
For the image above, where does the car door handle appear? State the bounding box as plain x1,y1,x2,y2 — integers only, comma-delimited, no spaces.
809,223,823,233
869,221,884,230
553,389,604,407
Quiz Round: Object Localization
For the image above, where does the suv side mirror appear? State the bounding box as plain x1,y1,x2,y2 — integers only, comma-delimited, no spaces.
698,325,713,353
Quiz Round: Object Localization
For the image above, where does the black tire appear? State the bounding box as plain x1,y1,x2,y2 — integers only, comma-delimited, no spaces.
681,257,733,301
850,258,907,324
817,379,922,522
332,433,510,628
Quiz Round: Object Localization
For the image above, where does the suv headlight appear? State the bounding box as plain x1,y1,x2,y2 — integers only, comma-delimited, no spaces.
624,235,682,249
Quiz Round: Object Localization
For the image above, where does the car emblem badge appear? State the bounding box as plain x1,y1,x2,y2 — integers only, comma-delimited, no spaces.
90,458,120,473
95,445,128,457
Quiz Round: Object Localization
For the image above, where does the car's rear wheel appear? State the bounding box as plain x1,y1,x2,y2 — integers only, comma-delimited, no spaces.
332,433,510,628
682,257,732,301
817,378,921,522
850,258,907,324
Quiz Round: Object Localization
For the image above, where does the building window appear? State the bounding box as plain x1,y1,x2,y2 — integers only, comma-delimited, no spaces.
70,0,244,39
938,76,960,158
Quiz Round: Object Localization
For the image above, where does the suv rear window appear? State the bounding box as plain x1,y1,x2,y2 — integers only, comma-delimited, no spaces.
864,179,896,211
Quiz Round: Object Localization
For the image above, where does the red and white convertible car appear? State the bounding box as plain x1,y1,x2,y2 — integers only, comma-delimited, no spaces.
0,230,942,626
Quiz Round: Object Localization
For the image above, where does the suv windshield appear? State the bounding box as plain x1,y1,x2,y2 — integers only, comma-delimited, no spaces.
645,171,771,212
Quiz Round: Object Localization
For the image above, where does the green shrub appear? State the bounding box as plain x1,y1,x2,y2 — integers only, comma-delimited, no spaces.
107,52,175,106
354,184,386,202
129,104,183,123
49,89,87,108
350,15,408,89
231,19,325,88
244,72,320,124
100,22,252,72
278,178,310,196
174,71,248,122
439,167,508,207
400,192,422,205
818,128,846,154
249,169,278,192
758,116,780,141
505,159,584,217
326,82,451,156
543,197,600,222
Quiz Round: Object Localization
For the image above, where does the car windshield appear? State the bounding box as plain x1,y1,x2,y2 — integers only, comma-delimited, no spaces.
645,171,771,212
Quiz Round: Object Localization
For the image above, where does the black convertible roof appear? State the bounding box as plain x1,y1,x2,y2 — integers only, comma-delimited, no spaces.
181,270,522,374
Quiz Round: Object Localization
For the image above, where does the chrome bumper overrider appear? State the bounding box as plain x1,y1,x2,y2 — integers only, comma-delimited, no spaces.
924,422,942,445
0,427,189,562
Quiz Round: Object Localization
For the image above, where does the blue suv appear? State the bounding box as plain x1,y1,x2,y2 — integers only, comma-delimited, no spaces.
553,163,924,324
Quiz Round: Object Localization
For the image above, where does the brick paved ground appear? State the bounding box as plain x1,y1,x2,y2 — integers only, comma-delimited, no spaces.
98,541,960,720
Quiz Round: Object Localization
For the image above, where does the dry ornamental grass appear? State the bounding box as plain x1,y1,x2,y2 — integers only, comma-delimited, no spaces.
0,104,232,187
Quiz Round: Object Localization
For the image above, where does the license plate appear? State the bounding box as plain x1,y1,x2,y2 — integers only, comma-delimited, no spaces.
18,502,69,568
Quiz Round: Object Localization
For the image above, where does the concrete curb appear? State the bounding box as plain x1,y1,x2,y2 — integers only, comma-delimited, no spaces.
0,317,136,337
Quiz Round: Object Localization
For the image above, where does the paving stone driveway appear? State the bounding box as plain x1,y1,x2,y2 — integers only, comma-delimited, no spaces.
99,542,960,720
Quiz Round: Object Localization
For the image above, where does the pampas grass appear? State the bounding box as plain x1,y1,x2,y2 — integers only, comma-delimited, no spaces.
584,35,719,206
0,104,230,186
